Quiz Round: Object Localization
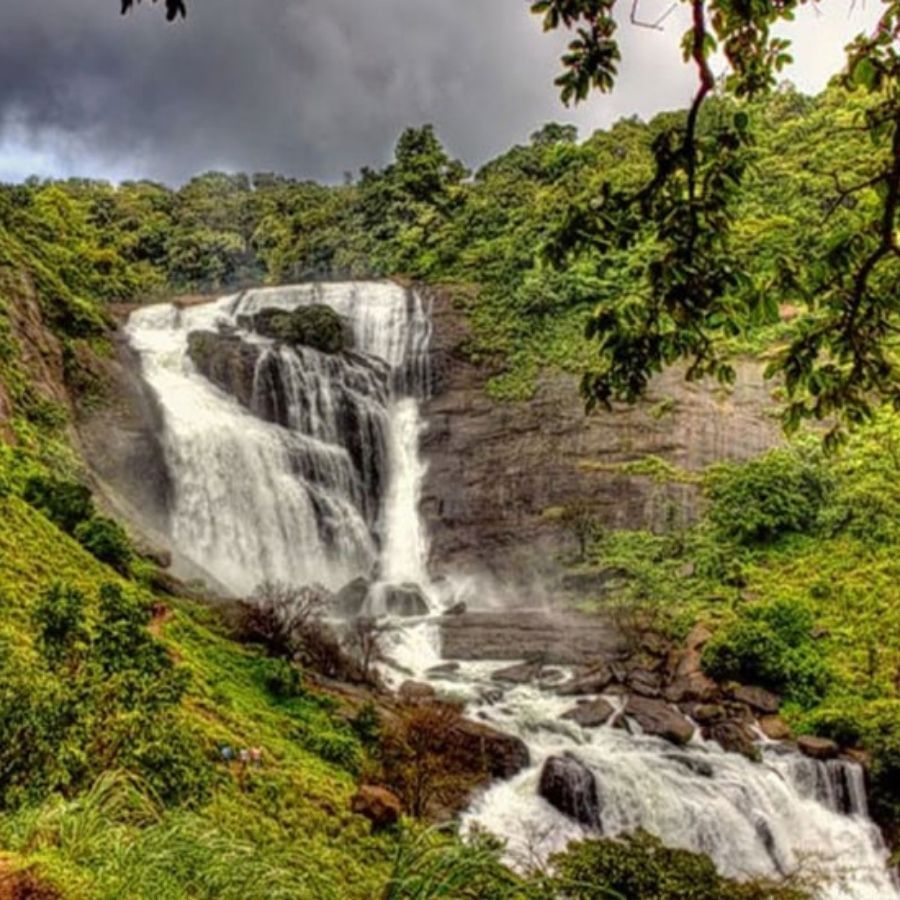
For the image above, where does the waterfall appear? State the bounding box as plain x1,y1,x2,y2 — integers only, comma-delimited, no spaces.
126,281,897,900
126,282,432,595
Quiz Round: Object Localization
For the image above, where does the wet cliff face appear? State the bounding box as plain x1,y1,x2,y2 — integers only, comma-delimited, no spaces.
420,289,783,583
75,332,173,537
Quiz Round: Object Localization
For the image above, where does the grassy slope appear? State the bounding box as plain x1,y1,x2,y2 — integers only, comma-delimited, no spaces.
0,494,391,899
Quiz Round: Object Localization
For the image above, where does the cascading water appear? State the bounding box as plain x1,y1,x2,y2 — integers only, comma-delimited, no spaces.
126,282,433,596
126,282,897,900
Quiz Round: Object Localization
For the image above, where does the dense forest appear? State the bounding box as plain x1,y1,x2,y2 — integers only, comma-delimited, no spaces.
0,78,899,898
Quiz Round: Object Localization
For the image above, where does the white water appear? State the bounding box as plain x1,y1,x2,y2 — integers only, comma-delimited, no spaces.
126,282,897,899
126,282,432,594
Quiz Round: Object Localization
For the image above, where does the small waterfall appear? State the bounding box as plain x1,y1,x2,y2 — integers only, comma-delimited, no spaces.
445,674,898,900
126,282,432,595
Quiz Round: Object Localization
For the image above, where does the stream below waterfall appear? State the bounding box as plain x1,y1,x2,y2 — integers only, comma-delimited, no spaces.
126,282,898,900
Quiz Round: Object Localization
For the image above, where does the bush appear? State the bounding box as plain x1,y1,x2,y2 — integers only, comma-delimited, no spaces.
0,580,207,812
23,473,94,533
74,515,133,573
549,830,810,899
247,305,346,354
262,657,305,699
702,599,832,707
705,449,829,546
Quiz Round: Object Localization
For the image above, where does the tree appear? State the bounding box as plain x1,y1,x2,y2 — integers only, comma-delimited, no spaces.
532,1,900,443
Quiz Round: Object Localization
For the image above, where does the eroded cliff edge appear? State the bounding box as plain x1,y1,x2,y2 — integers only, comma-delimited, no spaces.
420,288,783,584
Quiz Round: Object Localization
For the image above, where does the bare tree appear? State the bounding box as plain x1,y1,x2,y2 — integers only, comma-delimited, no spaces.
343,616,387,683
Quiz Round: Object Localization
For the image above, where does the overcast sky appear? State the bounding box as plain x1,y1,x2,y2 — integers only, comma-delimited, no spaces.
0,0,881,185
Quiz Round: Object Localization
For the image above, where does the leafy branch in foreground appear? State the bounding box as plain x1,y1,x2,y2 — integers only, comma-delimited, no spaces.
533,0,900,441
121,0,186,22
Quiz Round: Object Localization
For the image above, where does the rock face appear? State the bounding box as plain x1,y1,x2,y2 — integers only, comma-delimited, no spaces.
351,785,402,830
187,330,263,409
77,331,173,537
440,610,628,666
538,754,602,828
420,289,782,581
625,696,695,746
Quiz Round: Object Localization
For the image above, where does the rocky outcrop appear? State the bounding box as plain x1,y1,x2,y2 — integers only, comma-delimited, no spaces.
187,330,263,409
440,610,628,666
76,331,173,538
421,288,782,581
538,753,602,828
351,785,402,830
797,736,840,761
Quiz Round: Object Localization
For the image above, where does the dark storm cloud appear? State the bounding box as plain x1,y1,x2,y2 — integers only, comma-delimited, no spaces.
0,0,880,184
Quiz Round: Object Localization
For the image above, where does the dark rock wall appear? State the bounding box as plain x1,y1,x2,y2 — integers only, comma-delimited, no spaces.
420,289,782,583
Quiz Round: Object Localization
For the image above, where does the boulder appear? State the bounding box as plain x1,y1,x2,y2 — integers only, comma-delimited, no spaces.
558,663,615,697
383,583,429,618
690,704,726,725
450,719,530,779
398,681,437,705
492,661,546,685
562,698,615,728
334,577,370,618
444,601,467,616
664,672,719,704
627,668,662,698
797,736,839,761
668,753,714,778
351,785,402,830
538,754,602,828
426,662,461,678
759,715,792,741
731,685,780,715
625,696,695,746
705,719,760,761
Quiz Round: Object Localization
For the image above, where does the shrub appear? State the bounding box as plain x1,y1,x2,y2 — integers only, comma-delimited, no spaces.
0,580,207,812
702,599,832,707
23,473,94,533
549,830,810,899
247,305,346,354
262,657,304,699
74,516,133,573
704,449,829,546
350,700,382,748
31,580,90,668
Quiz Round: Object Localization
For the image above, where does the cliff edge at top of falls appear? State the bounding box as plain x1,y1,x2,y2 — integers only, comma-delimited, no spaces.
419,286,783,584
